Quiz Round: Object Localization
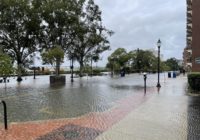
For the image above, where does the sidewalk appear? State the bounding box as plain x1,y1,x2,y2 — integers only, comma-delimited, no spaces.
96,76,190,140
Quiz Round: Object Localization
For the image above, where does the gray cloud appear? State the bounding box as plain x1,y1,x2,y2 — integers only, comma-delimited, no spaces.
95,0,186,66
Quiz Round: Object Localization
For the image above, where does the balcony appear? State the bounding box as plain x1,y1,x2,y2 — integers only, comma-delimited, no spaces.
187,29,192,34
187,33,192,38
187,12,192,18
187,28,192,33
187,23,192,28
187,17,192,24
187,6,192,11
187,10,192,15
186,49,192,54
187,36,192,40
186,63,192,67
187,0,192,6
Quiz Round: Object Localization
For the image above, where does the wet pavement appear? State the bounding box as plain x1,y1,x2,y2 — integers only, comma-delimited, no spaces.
0,74,200,139
187,96,200,140
0,74,156,122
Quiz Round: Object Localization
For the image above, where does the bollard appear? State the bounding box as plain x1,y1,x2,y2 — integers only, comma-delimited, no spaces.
1,100,8,130
143,73,147,94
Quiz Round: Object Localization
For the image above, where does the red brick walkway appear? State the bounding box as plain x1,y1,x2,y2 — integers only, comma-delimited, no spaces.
0,89,155,140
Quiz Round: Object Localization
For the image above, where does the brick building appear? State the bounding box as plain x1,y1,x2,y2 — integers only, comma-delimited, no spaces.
183,0,200,72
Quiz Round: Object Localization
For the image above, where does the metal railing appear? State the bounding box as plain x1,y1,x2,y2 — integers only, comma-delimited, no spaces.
1,100,7,130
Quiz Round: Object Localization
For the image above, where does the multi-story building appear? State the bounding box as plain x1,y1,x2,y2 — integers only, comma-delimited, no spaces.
183,0,192,71
183,46,192,71
183,0,200,72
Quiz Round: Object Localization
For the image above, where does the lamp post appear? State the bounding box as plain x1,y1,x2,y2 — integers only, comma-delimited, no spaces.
143,73,147,94
156,39,161,88
137,48,140,73
33,53,36,79
70,50,74,83
91,54,93,77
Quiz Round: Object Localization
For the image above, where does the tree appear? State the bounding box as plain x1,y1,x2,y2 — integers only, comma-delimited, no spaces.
0,52,14,80
37,0,79,50
107,48,129,74
131,49,157,72
160,61,170,72
0,0,112,80
0,0,41,81
41,46,64,76
165,58,179,71
72,0,113,77
107,48,160,73
83,50,101,75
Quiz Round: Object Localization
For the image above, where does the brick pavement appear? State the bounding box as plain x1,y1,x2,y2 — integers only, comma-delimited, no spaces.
0,87,153,140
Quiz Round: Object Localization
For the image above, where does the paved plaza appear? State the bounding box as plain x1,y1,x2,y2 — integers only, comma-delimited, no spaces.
0,74,199,140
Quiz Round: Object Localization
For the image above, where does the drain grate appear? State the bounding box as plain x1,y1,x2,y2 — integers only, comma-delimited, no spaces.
63,130,80,139
36,124,102,140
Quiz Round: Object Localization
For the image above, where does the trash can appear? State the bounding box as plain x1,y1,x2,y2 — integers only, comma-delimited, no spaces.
173,72,176,78
120,68,125,77
168,72,171,78
120,71,125,77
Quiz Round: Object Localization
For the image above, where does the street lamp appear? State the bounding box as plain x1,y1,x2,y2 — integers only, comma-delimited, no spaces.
33,53,36,79
91,54,93,77
156,39,161,88
70,50,74,82
143,72,147,94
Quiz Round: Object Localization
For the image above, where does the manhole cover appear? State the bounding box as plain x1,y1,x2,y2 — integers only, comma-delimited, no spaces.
36,124,102,140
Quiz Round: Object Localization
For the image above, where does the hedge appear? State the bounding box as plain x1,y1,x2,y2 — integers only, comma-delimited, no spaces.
188,72,200,91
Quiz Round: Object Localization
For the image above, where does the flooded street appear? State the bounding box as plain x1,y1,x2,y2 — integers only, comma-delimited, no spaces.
1,74,200,140
0,74,156,122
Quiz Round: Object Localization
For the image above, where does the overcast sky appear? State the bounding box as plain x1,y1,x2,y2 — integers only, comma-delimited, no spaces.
94,0,186,67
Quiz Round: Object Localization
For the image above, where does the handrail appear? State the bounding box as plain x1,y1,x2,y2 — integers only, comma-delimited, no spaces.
1,100,8,130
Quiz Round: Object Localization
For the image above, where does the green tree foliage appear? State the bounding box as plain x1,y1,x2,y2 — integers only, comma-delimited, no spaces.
107,48,169,73
0,0,40,81
0,52,14,78
165,58,179,71
0,0,112,79
37,0,112,77
107,48,129,73
131,49,157,72
72,0,113,76
37,0,79,50
41,46,64,76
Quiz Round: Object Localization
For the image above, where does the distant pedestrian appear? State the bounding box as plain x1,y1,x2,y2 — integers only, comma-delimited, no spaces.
183,69,185,76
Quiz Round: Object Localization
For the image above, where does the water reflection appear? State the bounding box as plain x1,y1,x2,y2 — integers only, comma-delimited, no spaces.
0,74,157,123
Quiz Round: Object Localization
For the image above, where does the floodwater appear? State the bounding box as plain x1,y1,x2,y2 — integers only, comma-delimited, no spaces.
0,74,158,123
1,73,200,140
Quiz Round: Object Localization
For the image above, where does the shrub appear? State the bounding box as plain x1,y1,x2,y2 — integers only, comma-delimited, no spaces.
91,69,103,76
188,72,200,91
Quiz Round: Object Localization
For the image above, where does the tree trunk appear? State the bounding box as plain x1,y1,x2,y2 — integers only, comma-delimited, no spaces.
79,60,84,77
91,59,93,76
56,59,60,76
17,63,23,82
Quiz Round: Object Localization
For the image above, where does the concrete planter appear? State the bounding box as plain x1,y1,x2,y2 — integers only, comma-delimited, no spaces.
50,75,66,84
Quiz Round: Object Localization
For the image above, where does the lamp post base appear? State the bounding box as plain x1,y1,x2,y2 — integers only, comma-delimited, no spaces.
17,77,23,82
156,83,161,88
